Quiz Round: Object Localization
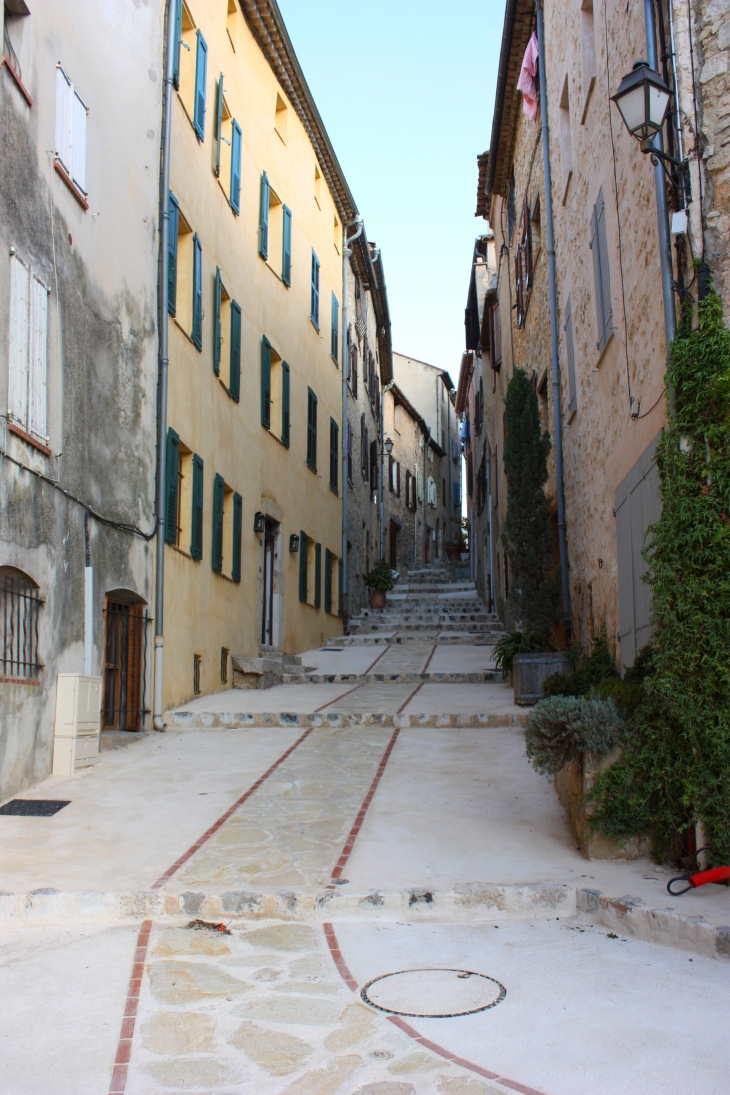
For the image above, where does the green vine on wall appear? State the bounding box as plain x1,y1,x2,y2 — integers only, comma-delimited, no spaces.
591,292,730,858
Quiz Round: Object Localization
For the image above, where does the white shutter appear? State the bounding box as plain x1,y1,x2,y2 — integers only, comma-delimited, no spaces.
29,275,48,440
8,254,30,427
55,67,73,173
71,89,87,194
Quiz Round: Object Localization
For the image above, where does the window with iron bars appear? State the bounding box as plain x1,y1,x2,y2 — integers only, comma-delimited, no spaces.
1,568,42,682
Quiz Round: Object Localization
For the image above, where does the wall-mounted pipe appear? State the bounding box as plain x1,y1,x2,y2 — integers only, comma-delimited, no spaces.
380,381,394,559
341,216,363,629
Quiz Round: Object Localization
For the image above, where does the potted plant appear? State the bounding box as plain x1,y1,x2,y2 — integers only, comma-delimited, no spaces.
364,558,395,609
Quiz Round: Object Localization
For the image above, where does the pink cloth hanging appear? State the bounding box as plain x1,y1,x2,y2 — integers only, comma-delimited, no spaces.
517,32,539,120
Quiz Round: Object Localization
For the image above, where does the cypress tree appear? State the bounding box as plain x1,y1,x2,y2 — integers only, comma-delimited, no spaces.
502,367,560,646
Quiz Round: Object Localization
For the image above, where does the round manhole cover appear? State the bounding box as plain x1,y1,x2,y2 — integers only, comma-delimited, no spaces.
361,968,506,1018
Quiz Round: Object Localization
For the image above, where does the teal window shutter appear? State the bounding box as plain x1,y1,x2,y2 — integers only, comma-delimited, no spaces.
282,205,292,286
232,491,242,583
310,250,319,327
215,74,224,177
212,473,225,572
314,543,322,609
324,549,332,614
281,360,290,447
165,427,180,545
259,172,270,258
329,418,338,493
331,293,339,361
338,558,343,617
194,30,207,140
299,531,308,602
306,387,317,470
261,335,271,428
213,266,222,375
230,120,242,214
192,234,203,349
168,193,179,316
172,0,183,89
230,301,241,402
191,454,204,559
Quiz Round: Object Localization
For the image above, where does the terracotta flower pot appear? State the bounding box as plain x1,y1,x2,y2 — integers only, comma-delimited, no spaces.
369,588,387,609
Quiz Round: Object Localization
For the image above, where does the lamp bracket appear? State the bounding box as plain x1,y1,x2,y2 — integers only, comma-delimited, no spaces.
643,144,692,201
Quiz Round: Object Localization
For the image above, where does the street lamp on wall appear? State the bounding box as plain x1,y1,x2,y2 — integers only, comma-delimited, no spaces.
611,61,691,197
384,437,394,456
253,511,266,534
288,533,300,553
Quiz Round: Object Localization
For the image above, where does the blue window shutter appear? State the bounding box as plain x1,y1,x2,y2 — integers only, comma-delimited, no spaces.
564,294,578,415
314,543,322,609
281,360,290,447
310,251,319,327
259,172,269,258
194,30,207,140
299,532,308,602
324,549,332,614
168,192,179,316
191,454,204,559
165,427,180,545
212,473,224,572
329,418,338,493
215,74,224,177
331,293,339,361
229,300,241,402
338,558,343,617
232,492,242,583
230,120,242,214
192,234,203,349
261,335,271,428
213,266,221,375
172,0,183,89
306,387,317,470
282,205,292,286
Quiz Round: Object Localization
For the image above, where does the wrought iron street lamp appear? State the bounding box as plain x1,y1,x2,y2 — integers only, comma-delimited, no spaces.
611,61,691,197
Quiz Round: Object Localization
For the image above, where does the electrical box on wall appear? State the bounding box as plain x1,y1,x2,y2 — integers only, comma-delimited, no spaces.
52,674,102,777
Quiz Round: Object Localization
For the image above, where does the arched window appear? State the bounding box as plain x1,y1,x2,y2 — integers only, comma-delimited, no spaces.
0,566,42,681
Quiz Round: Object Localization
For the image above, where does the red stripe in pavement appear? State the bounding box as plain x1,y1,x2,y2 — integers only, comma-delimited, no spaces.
422,642,438,674
151,727,313,889
324,922,552,1095
396,681,423,714
314,643,396,712
108,918,152,1094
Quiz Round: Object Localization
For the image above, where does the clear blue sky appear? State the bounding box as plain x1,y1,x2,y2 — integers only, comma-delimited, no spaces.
277,0,505,376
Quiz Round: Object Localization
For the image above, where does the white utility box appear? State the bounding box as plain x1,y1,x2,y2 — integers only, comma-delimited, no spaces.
52,674,102,776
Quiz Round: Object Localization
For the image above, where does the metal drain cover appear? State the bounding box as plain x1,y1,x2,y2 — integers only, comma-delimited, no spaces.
361,968,506,1018
0,799,70,817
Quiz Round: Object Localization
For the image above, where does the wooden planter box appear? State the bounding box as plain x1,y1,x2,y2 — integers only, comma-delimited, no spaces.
512,653,572,705
554,748,651,859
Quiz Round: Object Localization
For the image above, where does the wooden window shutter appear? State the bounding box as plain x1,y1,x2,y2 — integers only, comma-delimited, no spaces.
310,251,320,327
192,233,203,349
229,300,241,401
281,360,290,447
260,335,271,428
405,470,411,509
232,492,242,582
347,423,353,483
314,543,322,608
259,172,269,259
212,473,225,572
282,205,292,286
514,250,524,328
215,74,224,177
397,461,401,498
324,549,333,614
194,30,207,140
351,344,358,398
165,427,180,545
167,193,179,316
596,189,613,345
338,558,343,617
388,454,394,493
522,200,533,290
306,388,317,470
191,454,204,559
172,0,183,89
213,266,222,375
329,418,339,492
230,120,242,214
564,294,577,415
331,293,339,361
299,531,308,602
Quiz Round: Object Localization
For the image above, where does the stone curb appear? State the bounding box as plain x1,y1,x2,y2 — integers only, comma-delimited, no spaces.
280,671,503,684
576,887,730,958
161,711,528,730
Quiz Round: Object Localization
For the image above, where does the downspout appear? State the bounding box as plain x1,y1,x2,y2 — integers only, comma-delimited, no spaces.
153,0,176,731
446,383,452,547
423,429,430,564
380,381,394,559
535,0,571,629
341,216,363,628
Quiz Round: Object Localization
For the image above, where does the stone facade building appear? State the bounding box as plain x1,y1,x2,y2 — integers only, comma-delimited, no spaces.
381,383,437,573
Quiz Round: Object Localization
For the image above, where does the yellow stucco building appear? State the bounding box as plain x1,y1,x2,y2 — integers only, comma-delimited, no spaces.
161,0,353,709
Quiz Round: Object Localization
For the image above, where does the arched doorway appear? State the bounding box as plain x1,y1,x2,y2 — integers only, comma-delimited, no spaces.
102,590,149,731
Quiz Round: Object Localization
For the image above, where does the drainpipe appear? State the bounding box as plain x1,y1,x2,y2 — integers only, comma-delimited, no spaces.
341,217,363,628
644,0,677,351
153,0,176,731
446,383,452,547
380,381,394,559
535,0,571,629
423,429,430,564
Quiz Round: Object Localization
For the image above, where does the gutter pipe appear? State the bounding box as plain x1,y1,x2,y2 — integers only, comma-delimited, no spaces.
380,381,394,559
535,0,571,628
423,429,430,564
341,216,363,628
153,0,176,731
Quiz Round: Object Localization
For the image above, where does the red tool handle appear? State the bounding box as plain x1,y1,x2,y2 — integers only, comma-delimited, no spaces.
689,865,730,888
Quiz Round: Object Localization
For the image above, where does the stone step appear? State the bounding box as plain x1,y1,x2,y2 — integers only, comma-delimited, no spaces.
281,670,503,684
329,634,504,646
356,613,495,623
165,709,526,730
349,622,504,635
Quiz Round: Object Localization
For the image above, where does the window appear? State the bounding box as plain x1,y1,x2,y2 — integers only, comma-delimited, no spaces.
260,336,288,444
298,531,309,602
214,270,240,395
258,172,270,259
298,533,320,608
226,0,241,50
230,120,242,214
191,454,204,559
347,423,353,484
361,417,369,481
428,476,437,508
590,188,613,353
417,466,424,503
229,300,241,400
564,294,578,417
310,251,320,328
193,654,202,694
331,292,339,362
306,388,318,470
1,567,42,682
282,206,292,286
324,549,334,614
559,75,573,201
274,92,288,143
370,440,378,491
258,172,291,283
405,469,412,509
193,30,207,140
329,418,339,493
55,66,87,203
3,6,31,104
349,337,358,397
490,303,502,370
191,234,203,349
165,429,204,559
166,427,181,545
221,647,229,683
580,0,597,122
314,165,321,208
212,473,233,575
8,251,49,445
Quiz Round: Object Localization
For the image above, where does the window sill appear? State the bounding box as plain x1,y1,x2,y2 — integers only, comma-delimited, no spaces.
54,160,88,210
172,316,197,346
2,56,32,107
0,675,41,686
329,485,339,496
7,422,52,456
213,570,235,583
596,328,614,366
310,317,320,334
170,543,194,560
330,355,339,368
306,460,317,473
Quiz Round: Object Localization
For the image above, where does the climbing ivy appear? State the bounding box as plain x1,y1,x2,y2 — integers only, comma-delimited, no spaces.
591,292,730,859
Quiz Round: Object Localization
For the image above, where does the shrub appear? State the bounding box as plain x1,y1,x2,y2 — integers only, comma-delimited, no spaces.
541,634,619,699
525,696,623,776
364,559,395,592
